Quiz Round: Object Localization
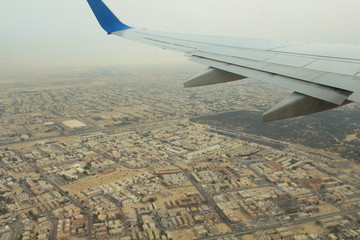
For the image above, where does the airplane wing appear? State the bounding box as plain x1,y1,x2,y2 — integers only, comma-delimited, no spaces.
86,0,360,122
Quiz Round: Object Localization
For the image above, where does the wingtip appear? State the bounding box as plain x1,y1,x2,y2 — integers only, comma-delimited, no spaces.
87,0,132,34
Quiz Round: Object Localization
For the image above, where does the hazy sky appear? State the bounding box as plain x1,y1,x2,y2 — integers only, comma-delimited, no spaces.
1,0,359,74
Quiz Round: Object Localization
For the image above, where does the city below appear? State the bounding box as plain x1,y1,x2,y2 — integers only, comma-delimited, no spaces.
0,65,360,240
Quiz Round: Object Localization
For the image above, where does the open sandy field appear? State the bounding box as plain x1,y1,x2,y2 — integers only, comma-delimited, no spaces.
61,165,144,195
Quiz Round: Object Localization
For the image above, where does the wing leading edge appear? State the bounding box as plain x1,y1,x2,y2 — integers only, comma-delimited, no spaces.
86,0,360,122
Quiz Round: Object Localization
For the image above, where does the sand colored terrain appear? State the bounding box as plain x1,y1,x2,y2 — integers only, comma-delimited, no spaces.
242,235,257,240
308,169,329,178
341,164,360,174
344,134,358,142
312,204,340,217
68,236,87,240
292,144,340,159
215,223,232,234
61,165,143,195
13,171,40,180
7,135,81,151
235,210,251,226
122,202,151,213
121,186,199,219
152,186,199,210
169,228,196,240
293,222,325,235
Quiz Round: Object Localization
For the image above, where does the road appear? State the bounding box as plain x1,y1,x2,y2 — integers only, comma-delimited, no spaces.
201,207,360,239
0,113,6,129
166,158,234,231
27,162,93,240
0,118,185,147
207,127,289,150
104,194,129,237
10,222,23,240
0,110,270,148
47,212,58,240
205,184,272,197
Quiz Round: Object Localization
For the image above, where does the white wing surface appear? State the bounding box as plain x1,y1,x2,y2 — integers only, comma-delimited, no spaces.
87,0,360,121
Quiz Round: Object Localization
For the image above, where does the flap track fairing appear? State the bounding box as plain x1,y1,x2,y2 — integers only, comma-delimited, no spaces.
184,67,246,88
263,92,352,122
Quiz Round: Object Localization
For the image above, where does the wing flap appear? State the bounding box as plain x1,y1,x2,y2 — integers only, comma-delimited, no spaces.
305,59,360,76
265,55,315,68
190,51,359,102
202,46,276,61
190,55,352,105
192,50,360,93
